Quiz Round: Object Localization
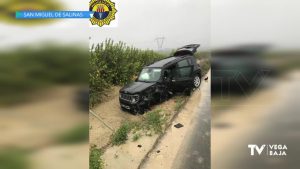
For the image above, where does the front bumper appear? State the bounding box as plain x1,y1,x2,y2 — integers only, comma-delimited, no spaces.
119,97,137,110
119,98,149,112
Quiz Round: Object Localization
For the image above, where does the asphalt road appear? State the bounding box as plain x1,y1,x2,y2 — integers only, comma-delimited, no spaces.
173,74,211,169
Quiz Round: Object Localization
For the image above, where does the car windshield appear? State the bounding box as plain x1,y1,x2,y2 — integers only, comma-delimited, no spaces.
138,68,162,82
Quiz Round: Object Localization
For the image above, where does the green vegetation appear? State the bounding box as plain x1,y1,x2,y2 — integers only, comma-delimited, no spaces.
90,39,165,107
132,133,142,141
112,122,135,145
194,52,211,76
90,146,104,169
194,51,210,60
111,109,165,145
144,109,165,134
56,123,89,144
0,44,88,105
0,148,30,169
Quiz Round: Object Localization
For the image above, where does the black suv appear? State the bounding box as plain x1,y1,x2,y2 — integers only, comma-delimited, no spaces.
119,44,202,114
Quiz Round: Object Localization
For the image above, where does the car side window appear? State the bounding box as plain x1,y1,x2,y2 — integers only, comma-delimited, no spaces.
175,59,192,78
177,67,192,77
188,58,193,65
177,59,189,67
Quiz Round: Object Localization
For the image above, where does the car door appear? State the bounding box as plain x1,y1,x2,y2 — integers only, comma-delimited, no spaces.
173,59,194,91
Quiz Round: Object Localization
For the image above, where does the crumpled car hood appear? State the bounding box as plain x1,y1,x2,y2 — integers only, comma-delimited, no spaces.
120,82,155,94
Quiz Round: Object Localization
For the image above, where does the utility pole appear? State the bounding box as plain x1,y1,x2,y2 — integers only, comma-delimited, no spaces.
155,37,165,50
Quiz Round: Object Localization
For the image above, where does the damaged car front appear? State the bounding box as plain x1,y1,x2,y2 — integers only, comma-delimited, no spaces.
119,67,162,113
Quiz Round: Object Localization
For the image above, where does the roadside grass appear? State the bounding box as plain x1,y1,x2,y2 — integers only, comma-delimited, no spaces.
110,86,195,147
0,148,30,169
132,133,142,142
144,109,165,134
111,98,191,146
56,123,89,144
111,109,165,146
90,146,104,169
112,122,136,145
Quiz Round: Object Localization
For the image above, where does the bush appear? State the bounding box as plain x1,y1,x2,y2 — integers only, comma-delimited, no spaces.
89,146,104,169
89,39,165,107
111,122,135,145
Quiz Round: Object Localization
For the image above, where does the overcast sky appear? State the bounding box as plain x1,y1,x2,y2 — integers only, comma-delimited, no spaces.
89,0,210,50
212,0,300,49
0,0,299,50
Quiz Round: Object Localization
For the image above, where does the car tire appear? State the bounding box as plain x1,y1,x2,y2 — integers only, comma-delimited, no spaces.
193,74,201,88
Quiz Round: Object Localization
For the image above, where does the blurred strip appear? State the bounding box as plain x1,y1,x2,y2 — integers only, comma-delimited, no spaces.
211,0,300,169
0,43,89,169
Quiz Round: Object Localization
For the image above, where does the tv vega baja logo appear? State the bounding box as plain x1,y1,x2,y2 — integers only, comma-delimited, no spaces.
248,144,287,156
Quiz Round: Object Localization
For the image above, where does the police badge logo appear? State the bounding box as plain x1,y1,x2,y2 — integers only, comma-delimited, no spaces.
89,0,117,27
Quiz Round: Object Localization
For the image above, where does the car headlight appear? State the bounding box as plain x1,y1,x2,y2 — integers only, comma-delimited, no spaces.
131,95,139,103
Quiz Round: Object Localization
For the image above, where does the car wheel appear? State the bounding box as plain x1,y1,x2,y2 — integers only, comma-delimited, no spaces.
193,75,201,88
